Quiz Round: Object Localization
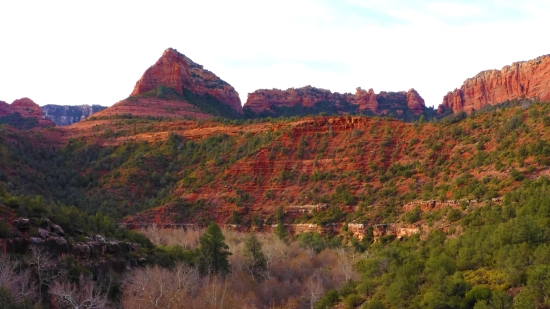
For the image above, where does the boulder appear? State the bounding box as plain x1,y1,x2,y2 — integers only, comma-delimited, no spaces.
37,228,50,239
50,224,65,237
12,218,30,230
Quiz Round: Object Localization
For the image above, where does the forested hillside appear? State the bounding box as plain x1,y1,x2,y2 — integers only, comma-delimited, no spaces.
3,99,550,307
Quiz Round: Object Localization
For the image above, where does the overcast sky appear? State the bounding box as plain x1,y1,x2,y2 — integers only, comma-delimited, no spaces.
1,0,549,108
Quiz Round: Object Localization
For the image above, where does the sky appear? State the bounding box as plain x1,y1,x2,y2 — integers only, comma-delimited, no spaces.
1,0,550,108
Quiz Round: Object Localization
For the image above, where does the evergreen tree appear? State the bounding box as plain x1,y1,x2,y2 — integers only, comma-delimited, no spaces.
198,222,232,275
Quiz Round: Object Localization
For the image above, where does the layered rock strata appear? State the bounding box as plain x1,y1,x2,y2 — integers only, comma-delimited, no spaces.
440,55,550,113
244,86,425,115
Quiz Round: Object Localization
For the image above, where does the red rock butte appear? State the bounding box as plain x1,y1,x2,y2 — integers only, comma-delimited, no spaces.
0,98,55,127
440,54,550,114
130,48,243,114
244,86,425,115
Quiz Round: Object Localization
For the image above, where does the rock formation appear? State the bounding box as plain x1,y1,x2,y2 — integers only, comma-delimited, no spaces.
42,104,107,126
244,86,425,116
439,54,550,114
130,48,243,114
0,98,55,128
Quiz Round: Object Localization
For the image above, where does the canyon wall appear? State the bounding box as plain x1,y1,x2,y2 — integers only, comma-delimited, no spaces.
42,104,107,126
439,55,550,113
244,86,425,116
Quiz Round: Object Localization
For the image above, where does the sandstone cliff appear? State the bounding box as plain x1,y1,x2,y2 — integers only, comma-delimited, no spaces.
0,98,55,129
42,104,107,126
439,54,550,113
244,86,425,117
130,48,243,114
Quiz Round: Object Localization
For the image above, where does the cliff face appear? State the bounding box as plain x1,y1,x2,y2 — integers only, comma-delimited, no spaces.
440,55,550,114
130,48,243,114
244,86,425,116
42,104,107,126
0,98,55,128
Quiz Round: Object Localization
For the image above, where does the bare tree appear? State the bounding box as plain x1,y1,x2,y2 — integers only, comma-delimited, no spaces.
49,274,111,309
26,245,59,300
198,276,232,309
121,263,199,309
0,256,38,304
305,269,325,309
336,247,358,282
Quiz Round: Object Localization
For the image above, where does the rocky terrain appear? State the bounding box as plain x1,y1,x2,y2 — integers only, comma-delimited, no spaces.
42,104,107,126
244,86,427,118
439,54,550,113
130,48,243,114
0,98,55,129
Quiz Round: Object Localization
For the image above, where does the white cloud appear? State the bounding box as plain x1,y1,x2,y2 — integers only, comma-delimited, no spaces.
426,2,482,17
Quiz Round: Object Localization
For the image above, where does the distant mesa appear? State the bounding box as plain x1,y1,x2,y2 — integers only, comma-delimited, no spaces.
439,54,550,114
0,98,55,129
243,86,427,118
42,104,107,126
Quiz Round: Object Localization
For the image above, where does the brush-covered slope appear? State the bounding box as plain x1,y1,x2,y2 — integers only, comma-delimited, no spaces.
440,54,550,114
3,100,550,230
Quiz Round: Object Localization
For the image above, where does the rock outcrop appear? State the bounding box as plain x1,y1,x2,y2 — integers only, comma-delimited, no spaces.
439,54,550,114
130,48,243,114
42,104,107,126
244,86,425,116
0,98,55,128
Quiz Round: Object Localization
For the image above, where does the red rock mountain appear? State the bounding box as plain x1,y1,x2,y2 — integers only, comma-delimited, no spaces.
0,98,55,127
439,54,550,114
244,86,425,116
130,48,243,114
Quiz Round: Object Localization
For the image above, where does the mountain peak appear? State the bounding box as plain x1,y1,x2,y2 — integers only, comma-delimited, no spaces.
130,48,243,114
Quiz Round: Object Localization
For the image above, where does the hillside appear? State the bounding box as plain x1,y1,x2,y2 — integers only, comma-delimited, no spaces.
4,99,550,307
1,99,548,227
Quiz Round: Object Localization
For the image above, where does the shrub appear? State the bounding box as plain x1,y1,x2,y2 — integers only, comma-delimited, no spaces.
510,169,525,181
447,209,463,222
315,290,339,309
0,221,11,238
404,207,421,224
362,299,386,309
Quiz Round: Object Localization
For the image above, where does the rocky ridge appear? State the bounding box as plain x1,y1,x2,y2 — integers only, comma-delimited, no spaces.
244,86,426,116
439,54,550,113
42,104,107,126
130,48,243,114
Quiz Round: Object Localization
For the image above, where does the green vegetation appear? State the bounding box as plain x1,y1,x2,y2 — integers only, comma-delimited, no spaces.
0,113,39,130
198,222,232,275
4,95,550,307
